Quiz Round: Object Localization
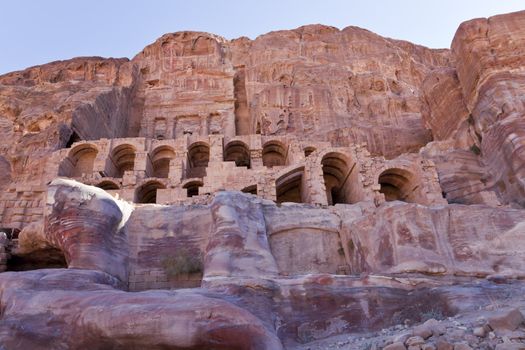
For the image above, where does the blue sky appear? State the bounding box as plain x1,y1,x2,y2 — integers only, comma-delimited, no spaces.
0,1,523,75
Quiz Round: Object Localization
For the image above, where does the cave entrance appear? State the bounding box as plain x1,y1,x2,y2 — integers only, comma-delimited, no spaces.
65,130,81,148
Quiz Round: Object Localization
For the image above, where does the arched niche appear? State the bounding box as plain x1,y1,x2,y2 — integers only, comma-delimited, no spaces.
59,143,99,177
187,142,210,178
135,180,166,204
96,180,120,191
378,168,418,203
276,167,304,204
224,141,251,168
183,180,203,198
321,152,361,205
151,145,176,178
262,140,287,168
304,146,316,158
110,144,136,177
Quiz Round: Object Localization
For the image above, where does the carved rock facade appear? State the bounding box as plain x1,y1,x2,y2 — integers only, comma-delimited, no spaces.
1,9,525,350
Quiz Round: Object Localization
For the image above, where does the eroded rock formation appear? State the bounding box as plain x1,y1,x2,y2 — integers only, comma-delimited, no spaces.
2,9,525,350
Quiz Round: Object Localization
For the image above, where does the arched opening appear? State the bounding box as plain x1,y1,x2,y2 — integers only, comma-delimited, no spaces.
184,180,203,198
110,144,136,177
276,167,304,204
378,168,417,203
186,142,209,178
60,144,98,177
135,181,166,204
322,152,360,205
151,146,175,178
241,185,257,195
96,180,120,191
304,147,316,157
262,141,287,168
224,141,250,168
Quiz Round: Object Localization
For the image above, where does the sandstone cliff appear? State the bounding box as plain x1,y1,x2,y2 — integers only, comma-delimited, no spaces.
1,9,525,350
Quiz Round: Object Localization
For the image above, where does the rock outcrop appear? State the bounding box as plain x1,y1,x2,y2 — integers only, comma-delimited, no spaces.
1,180,524,348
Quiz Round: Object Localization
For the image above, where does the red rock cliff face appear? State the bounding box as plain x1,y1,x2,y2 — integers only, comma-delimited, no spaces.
0,58,138,228
3,10,525,350
452,11,525,206
421,10,525,207
0,57,135,185
129,26,451,156
131,32,236,139
2,11,525,224
0,24,454,229
229,25,451,156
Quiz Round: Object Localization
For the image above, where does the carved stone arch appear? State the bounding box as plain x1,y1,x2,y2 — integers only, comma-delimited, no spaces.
151,145,176,178
59,143,99,177
378,167,419,203
304,146,316,157
110,144,136,177
135,180,166,204
224,140,251,168
96,180,120,191
183,180,204,198
275,166,305,203
321,151,361,205
186,142,210,178
262,140,287,168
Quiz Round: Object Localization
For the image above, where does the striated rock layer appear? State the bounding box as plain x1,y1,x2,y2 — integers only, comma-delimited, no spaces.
2,9,525,350
1,179,524,348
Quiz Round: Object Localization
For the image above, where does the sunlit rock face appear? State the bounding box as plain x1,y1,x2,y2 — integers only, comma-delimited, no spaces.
451,12,525,207
2,9,525,350
227,25,451,157
420,10,525,207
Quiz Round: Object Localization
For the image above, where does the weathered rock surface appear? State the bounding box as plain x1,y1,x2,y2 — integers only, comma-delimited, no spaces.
340,202,525,277
1,181,524,348
45,179,131,281
0,269,283,350
205,191,279,278
0,57,134,183
488,308,525,332
423,10,525,207
228,25,451,156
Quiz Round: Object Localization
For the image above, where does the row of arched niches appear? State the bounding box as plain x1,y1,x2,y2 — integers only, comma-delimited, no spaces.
51,135,446,206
